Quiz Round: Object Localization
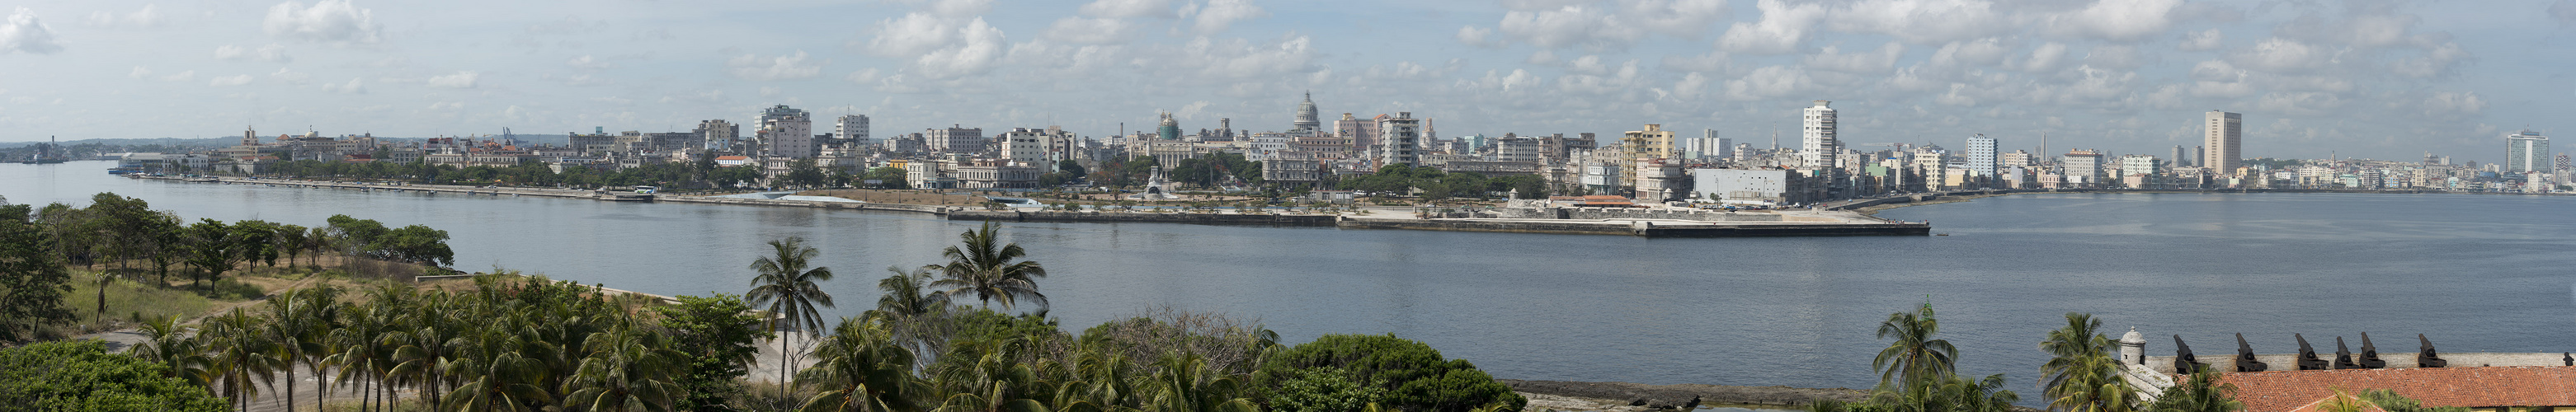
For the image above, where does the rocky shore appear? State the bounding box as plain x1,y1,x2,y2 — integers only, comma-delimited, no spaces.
1501,380,1867,411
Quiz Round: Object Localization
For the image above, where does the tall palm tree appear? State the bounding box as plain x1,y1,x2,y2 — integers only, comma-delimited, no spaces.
876,265,945,319
445,322,554,412
263,286,341,412
926,222,1048,311
392,289,464,410
797,317,923,412
1874,302,1957,391
206,307,283,411
134,315,210,388
563,319,685,412
747,236,837,389
2041,312,2136,412
1146,352,1261,412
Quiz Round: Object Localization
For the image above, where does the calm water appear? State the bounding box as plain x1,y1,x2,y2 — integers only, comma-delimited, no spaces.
7,161,2574,395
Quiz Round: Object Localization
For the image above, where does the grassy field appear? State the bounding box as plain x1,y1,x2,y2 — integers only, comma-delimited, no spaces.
52,271,231,338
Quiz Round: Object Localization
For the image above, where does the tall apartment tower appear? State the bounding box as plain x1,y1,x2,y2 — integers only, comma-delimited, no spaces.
2203,110,2242,174
2171,145,2190,168
758,105,813,158
1966,133,1997,176
1377,112,1423,167
696,119,739,151
836,115,870,147
2505,130,2550,173
1802,101,1839,169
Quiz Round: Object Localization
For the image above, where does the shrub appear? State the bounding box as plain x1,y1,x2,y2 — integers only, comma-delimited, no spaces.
0,340,228,411
1256,334,1523,412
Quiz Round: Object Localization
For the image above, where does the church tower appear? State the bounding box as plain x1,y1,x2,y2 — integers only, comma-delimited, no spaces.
1293,91,1321,132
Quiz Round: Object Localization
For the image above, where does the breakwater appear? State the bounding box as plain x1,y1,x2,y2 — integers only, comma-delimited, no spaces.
949,210,1339,226
1340,218,1929,237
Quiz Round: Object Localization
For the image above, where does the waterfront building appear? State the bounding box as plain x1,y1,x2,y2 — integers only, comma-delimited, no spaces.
2505,130,2549,173
758,105,814,159
697,119,739,152
836,115,870,147
1336,113,1382,151
927,125,986,153
2065,149,2103,187
1802,101,1839,169
1966,133,1996,179
2171,145,2191,168
2204,110,2242,175
1293,91,1322,132
1377,112,1424,167
2001,149,2032,171
1000,128,1049,166
1622,124,1679,190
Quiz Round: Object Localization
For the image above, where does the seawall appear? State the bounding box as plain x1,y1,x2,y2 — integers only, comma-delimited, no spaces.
948,210,1338,227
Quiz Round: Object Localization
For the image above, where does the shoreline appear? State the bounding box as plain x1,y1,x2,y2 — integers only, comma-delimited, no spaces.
1847,187,2575,215
1501,379,1865,410
145,175,1930,238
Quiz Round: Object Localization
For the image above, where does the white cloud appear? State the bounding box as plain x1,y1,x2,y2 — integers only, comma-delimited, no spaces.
158,70,196,82
2177,29,2223,51
2047,0,2183,42
322,77,365,94
2228,37,2333,74
1,7,63,54
2554,0,2576,24
427,71,479,88
2391,41,2469,78
1927,38,2011,68
567,54,614,69
84,4,162,28
1493,0,1726,50
2018,42,2068,72
726,51,825,81
1457,26,1495,47
1079,0,1175,18
215,44,294,63
1803,42,1905,73
269,68,311,84
2420,91,2484,119
1044,16,1132,44
1188,0,1266,35
2083,44,2150,70
210,74,254,87
1724,65,1815,100
1717,0,1825,54
1825,0,2004,44
265,0,383,45
427,101,463,110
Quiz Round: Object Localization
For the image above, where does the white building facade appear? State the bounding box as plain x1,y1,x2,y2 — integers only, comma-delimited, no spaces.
1802,101,1838,168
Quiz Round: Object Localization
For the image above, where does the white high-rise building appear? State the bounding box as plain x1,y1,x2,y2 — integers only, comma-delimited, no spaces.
2203,110,2242,174
836,115,871,147
1802,101,1838,168
1001,128,1047,166
1377,112,1423,167
1965,133,1996,176
2505,130,2550,173
758,105,813,158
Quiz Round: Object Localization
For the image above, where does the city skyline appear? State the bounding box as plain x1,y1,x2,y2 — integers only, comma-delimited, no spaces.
0,0,2570,164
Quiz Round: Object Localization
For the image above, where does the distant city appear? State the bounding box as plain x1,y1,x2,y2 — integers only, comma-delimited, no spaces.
50,92,2571,204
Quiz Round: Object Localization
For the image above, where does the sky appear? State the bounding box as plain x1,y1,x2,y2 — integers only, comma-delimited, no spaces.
0,0,2570,163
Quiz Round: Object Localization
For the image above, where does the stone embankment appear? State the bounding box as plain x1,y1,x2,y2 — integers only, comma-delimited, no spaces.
1501,379,1865,410
948,210,1339,226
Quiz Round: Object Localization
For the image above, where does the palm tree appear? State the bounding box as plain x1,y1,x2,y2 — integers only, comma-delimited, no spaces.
205,307,283,411
563,320,685,412
876,265,945,319
747,236,837,389
797,317,923,412
445,324,554,412
1146,352,1261,412
262,286,342,412
2145,369,2242,412
391,288,464,410
926,222,1048,310
2041,313,2136,412
1874,302,1957,391
133,315,210,388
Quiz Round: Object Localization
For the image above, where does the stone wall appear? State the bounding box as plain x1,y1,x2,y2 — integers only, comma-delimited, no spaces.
948,211,1340,227
1493,207,1785,222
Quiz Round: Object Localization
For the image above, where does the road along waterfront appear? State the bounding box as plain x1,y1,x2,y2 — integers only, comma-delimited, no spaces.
7,161,2576,397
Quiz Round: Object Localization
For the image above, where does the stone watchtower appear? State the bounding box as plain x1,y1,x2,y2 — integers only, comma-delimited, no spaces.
2121,326,2147,365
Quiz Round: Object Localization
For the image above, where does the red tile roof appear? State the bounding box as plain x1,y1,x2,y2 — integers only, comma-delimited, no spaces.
2212,367,2576,412
2282,393,2388,412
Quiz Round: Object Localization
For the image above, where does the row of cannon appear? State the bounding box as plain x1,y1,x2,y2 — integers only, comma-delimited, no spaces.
2167,332,2519,373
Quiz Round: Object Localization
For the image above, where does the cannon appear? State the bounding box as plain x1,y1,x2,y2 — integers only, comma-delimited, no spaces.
2235,333,2268,372
2173,335,2205,373
2357,332,2385,368
2295,334,2329,370
2333,336,2360,369
2418,334,2446,368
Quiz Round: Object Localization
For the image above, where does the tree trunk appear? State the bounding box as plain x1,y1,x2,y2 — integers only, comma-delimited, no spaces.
284,365,298,412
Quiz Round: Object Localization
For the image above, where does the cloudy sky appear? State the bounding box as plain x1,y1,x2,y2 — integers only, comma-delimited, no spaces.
0,0,2569,162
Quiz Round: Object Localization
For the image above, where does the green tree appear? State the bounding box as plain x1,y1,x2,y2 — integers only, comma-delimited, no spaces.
204,307,282,411
564,319,687,412
796,317,923,412
0,204,75,343
864,167,912,190
181,219,245,286
375,224,458,266
927,222,1049,311
653,293,773,411
2040,313,2135,412
2145,369,2241,412
132,315,209,387
2357,389,2466,412
1255,334,1524,412
0,340,228,412
263,286,343,412
1874,302,1957,391
746,236,838,389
